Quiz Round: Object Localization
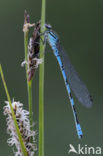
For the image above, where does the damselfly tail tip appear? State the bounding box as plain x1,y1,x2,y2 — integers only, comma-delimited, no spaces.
79,135,83,139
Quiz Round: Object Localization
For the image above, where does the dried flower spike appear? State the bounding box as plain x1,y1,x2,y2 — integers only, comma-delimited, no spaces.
27,21,43,81
23,10,35,33
4,100,37,156
22,21,43,81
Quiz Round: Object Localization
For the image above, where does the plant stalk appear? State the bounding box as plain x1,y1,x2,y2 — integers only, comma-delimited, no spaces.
39,0,46,156
24,31,33,132
0,65,28,156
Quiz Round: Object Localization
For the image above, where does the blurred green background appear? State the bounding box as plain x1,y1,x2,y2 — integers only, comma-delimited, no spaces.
0,0,103,156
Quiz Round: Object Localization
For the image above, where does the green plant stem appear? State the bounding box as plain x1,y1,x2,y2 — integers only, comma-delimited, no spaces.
24,31,33,132
28,80,33,128
0,65,28,156
39,0,46,156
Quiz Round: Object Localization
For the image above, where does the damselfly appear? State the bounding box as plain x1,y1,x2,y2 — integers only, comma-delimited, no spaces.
45,24,93,139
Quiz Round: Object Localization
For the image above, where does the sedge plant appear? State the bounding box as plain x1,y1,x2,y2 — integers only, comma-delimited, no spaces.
0,0,46,154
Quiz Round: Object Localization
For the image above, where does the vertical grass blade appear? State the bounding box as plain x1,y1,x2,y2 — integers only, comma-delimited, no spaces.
0,65,28,156
28,80,33,129
39,0,46,156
